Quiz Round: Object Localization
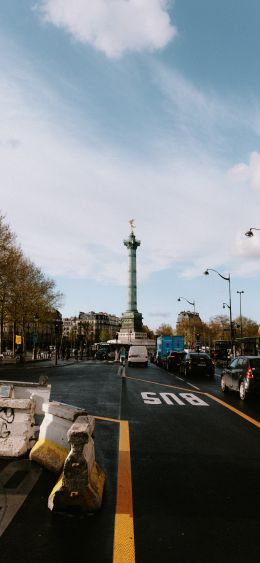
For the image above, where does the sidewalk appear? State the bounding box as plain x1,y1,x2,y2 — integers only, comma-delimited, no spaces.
0,354,77,368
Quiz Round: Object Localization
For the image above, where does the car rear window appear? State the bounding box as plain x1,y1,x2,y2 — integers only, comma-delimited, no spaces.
190,354,210,360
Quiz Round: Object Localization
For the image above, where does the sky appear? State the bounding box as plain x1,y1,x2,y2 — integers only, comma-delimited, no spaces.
1,0,260,331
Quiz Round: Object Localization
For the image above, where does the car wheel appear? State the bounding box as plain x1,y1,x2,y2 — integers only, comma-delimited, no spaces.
220,375,227,392
239,381,246,401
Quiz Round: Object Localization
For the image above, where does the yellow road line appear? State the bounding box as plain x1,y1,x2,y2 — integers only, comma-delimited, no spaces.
94,415,120,423
204,393,260,428
113,420,135,563
126,375,199,393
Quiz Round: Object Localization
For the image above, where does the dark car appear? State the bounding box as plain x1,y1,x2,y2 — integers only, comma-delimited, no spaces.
179,352,215,378
220,355,260,400
166,351,186,373
95,349,108,360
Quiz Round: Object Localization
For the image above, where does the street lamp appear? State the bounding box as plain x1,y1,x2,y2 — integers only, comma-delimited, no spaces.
177,296,195,313
236,290,244,338
204,268,233,351
245,227,260,237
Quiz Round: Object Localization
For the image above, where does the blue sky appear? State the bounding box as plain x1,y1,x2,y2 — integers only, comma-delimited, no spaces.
1,0,260,330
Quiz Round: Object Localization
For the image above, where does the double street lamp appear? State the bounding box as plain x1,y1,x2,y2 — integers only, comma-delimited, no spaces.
204,268,233,350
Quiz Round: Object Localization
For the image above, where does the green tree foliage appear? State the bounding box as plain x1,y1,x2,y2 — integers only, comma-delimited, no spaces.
99,328,110,342
0,213,63,352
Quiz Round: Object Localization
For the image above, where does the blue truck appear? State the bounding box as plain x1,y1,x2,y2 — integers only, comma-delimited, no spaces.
156,335,185,368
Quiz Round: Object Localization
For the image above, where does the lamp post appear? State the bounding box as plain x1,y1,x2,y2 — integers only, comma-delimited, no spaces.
236,290,244,339
177,297,196,347
32,313,39,360
244,227,260,237
54,317,62,366
204,268,233,352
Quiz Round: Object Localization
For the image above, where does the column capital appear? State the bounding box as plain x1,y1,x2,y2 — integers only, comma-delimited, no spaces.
123,232,141,250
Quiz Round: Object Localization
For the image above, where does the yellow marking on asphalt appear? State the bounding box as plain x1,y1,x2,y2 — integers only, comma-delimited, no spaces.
126,375,198,393
92,415,135,561
94,415,120,423
113,420,135,563
204,393,260,428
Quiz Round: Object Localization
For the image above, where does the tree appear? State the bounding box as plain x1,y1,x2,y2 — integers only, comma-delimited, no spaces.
142,324,155,339
99,328,110,342
0,212,63,353
233,316,259,338
207,315,230,343
155,323,174,336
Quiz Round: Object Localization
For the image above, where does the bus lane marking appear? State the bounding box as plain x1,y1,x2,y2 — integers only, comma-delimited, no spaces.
141,392,209,406
126,375,260,427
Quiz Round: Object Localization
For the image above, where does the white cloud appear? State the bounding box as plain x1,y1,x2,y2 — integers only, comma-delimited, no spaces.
37,0,177,58
229,151,260,191
2,46,260,291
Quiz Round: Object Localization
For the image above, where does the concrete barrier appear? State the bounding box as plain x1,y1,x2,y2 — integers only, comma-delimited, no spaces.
48,415,105,513
0,376,51,415
0,378,51,457
30,401,88,473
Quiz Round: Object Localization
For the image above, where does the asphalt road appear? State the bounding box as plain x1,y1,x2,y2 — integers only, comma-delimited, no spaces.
0,360,259,563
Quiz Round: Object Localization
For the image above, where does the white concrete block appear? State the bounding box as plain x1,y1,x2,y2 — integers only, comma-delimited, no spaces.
30,402,88,473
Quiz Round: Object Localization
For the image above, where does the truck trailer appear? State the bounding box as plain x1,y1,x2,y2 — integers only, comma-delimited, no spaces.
156,335,185,368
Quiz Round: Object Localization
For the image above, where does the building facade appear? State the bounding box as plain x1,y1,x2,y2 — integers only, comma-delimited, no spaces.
62,311,121,344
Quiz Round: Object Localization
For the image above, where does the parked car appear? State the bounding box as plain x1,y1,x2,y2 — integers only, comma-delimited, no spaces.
179,352,215,378
128,345,148,367
166,351,186,373
220,355,260,400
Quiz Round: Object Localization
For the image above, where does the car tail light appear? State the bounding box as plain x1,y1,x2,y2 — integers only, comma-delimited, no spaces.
245,368,254,379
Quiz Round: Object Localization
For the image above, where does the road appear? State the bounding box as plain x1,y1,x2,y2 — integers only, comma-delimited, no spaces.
0,359,259,563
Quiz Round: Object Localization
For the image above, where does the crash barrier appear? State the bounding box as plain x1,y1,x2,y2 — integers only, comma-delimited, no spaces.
0,377,51,457
30,401,88,473
37,352,51,360
48,415,105,513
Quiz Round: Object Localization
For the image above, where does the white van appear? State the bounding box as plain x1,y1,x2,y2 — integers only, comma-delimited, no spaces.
128,345,148,367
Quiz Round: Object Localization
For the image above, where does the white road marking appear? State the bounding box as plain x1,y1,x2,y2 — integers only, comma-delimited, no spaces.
186,381,200,390
0,459,42,536
175,376,200,390
141,392,209,406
